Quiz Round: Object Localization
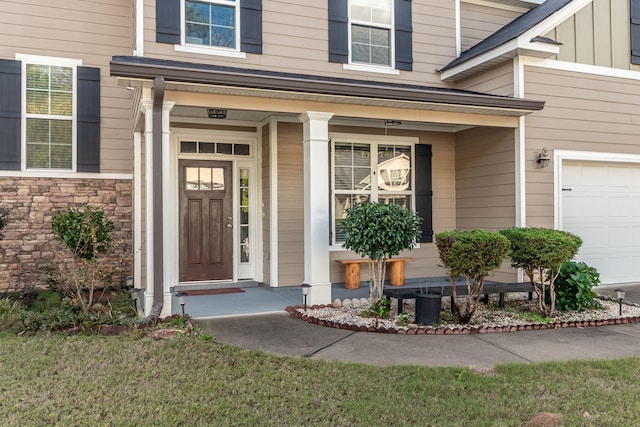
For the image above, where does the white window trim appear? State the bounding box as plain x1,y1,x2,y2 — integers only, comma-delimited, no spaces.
16,54,82,173
348,0,396,69
329,133,418,250
180,0,245,58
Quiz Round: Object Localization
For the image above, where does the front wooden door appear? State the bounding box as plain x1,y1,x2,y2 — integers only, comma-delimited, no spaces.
179,160,233,282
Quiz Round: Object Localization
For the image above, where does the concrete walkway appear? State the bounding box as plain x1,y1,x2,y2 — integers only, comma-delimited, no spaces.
196,283,640,368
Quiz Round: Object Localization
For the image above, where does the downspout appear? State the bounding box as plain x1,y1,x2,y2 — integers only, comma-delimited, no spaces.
148,76,165,319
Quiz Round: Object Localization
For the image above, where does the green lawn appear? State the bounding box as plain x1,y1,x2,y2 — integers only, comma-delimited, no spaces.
0,333,638,426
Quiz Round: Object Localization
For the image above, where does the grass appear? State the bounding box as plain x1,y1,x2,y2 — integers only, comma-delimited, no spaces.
1,334,640,426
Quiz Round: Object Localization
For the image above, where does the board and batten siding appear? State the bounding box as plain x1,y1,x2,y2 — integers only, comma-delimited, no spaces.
455,61,515,97
545,0,640,72
261,123,271,286
460,1,521,52
0,0,135,174
144,0,458,88
524,65,640,227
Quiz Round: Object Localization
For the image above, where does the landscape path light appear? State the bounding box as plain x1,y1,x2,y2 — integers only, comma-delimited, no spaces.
615,288,626,316
175,292,188,317
300,284,311,311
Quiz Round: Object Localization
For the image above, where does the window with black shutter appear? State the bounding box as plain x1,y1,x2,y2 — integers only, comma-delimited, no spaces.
156,0,263,54
328,0,413,71
632,0,640,64
0,58,100,172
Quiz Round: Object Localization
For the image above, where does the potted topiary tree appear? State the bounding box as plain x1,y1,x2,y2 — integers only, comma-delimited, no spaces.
340,202,422,303
435,229,510,324
499,227,582,317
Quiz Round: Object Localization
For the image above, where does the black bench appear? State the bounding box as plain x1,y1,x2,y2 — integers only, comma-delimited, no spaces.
383,282,534,314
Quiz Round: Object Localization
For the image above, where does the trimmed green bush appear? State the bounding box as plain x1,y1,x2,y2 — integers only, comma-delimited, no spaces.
341,202,422,302
435,229,510,324
500,227,582,316
551,260,601,312
51,206,114,261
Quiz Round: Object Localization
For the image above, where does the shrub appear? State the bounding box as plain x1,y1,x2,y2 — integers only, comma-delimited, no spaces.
51,206,118,314
551,260,601,311
0,298,26,332
435,229,510,324
52,206,114,261
0,206,8,240
341,202,422,302
500,227,582,317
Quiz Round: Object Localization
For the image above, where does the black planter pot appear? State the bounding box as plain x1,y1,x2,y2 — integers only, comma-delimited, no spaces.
414,292,441,326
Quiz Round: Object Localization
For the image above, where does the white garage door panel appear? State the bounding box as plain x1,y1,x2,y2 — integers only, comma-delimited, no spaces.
562,162,640,284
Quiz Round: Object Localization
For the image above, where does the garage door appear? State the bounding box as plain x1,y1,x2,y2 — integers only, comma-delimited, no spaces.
562,161,640,284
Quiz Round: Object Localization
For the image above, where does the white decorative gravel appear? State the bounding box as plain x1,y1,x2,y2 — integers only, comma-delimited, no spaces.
296,294,640,333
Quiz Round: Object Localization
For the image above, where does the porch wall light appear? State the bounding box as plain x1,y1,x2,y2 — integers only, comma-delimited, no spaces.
207,108,227,119
536,147,551,168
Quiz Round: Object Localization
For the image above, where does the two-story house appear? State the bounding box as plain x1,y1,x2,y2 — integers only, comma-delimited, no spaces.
2,0,640,318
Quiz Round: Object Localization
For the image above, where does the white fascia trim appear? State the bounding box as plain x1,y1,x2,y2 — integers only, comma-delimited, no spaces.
441,0,592,81
15,54,83,66
0,171,132,179
269,117,279,287
134,0,144,56
461,0,530,13
174,44,247,58
523,57,640,81
343,64,400,75
455,0,461,57
553,150,640,230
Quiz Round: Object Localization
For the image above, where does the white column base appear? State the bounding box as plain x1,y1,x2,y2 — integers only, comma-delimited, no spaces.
143,291,153,317
161,292,173,318
306,282,332,306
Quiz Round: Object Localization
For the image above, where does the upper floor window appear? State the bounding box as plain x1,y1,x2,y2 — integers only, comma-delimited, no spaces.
25,63,75,170
350,0,393,67
184,0,239,49
156,0,262,56
0,55,100,173
329,0,412,72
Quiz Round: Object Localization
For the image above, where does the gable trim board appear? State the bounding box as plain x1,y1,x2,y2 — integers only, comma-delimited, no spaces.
442,0,593,81
156,0,263,54
0,58,101,173
523,57,640,82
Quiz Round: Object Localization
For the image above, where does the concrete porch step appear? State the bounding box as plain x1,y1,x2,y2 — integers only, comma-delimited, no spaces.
172,280,260,292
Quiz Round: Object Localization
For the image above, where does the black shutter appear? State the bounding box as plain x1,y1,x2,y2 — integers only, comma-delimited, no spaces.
328,0,349,63
77,66,100,173
632,0,640,64
395,0,413,71
156,0,181,44
415,144,432,243
241,0,263,54
0,59,21,171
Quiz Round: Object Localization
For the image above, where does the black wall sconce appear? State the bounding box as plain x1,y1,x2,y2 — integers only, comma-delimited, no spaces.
536,147,551,168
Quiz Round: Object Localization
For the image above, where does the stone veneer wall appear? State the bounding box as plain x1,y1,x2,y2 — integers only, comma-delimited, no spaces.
0,177,133,291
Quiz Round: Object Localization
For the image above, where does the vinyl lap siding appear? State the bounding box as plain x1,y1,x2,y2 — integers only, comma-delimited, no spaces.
144,0,457,88
459,2,521,52
456,61,515,97
0,0,134,174
276,122,304,286
524,65,640,227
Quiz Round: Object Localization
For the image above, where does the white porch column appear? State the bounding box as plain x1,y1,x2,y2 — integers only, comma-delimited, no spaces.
139,99,175,317
299,111,334,305
161,101,176,317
